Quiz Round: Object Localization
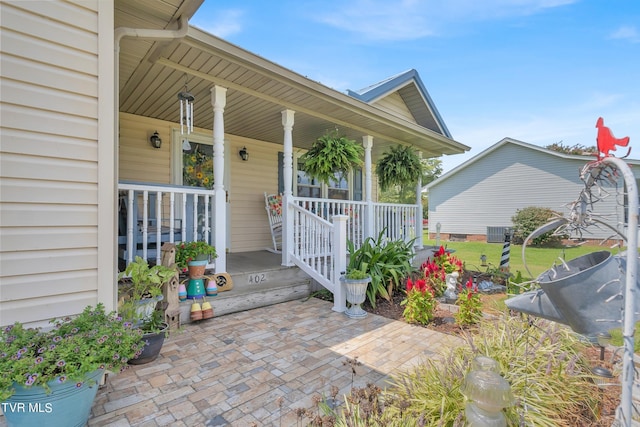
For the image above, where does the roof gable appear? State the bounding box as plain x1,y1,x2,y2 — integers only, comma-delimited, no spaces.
347,69,452,138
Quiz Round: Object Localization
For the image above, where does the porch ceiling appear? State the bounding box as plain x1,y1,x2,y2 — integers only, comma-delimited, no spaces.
115,1,469,160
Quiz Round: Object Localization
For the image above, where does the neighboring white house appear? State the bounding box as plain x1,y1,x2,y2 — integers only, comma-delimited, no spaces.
0,0,469,326
425,137,640,242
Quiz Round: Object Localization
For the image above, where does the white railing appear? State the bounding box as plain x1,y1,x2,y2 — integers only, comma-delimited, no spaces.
291,197,419,250
290,203,336,293
292,197,366,248
118,182,214,266
372,202,419,244
286,197,419,314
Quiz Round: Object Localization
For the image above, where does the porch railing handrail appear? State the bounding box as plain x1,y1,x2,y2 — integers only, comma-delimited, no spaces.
118,182,214,266
289,203,335,293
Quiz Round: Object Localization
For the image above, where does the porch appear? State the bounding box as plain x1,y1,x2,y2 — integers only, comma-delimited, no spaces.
118,182,423,315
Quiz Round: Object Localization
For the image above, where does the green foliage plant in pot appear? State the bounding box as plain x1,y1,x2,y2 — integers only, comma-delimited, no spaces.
117,256,177,324
175,241,217,274
299,130,364,185
341,269,371,319
117,257,176,364
376,144,422,191
128,310,168,365
0,304,143,427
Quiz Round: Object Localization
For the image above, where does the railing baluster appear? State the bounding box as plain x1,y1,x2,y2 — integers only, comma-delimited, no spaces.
155,192,162,265
169,193,175,243
142,191,149,260
126,190,134,265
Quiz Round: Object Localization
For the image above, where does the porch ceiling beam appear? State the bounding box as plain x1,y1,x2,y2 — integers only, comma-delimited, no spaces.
155,56,443,156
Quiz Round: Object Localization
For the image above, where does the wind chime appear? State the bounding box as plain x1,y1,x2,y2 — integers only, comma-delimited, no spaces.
178,76,194,151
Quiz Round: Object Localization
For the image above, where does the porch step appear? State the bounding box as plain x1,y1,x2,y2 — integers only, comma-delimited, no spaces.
177,264,321,324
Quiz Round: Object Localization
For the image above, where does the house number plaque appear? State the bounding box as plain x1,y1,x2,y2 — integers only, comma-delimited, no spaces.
248,273,267,284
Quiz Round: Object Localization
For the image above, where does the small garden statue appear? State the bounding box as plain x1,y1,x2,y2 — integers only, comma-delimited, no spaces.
444,271,458,303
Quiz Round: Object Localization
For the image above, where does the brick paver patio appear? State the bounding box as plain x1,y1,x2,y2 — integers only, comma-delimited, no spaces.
1,298,462,426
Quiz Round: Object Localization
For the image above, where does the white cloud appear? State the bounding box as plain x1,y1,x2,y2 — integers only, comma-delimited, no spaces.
190,9,245,38
609,26,640,43
314,0,578,41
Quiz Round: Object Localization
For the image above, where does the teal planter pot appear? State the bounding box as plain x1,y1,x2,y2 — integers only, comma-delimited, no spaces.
1,369,103,427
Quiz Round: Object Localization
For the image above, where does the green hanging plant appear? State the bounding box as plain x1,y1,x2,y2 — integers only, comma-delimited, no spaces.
376,144,423,191
299,130,364,185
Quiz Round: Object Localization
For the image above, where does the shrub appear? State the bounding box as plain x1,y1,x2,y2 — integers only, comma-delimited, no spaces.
401,278,437,325
511,206,564,246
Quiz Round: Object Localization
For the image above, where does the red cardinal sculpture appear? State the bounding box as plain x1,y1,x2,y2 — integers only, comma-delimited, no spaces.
596,117,630,159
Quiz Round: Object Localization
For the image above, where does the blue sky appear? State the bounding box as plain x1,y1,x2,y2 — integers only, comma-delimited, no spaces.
191,0,640,173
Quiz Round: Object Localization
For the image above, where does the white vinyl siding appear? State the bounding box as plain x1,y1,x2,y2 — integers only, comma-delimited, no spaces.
428,142,631,240
0,0,112,326
118,113,281,253
372,92,417,124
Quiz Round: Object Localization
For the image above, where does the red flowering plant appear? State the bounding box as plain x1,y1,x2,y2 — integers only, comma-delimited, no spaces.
455,278,483,326
401,278,437,325
420,246,464,297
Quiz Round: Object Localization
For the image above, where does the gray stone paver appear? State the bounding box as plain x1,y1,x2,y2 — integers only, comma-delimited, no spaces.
0,298,461,427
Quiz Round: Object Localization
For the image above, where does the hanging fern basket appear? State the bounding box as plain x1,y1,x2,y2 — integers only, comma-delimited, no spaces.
376,144,423,191
299,131,364,185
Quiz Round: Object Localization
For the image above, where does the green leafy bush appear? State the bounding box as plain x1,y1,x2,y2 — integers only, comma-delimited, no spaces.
511,206,564,247
347,230,415,307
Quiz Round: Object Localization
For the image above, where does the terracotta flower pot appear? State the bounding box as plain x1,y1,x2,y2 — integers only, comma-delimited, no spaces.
187,259,207,277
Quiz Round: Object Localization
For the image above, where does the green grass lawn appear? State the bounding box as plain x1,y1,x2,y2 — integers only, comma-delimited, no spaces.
423,235,613,280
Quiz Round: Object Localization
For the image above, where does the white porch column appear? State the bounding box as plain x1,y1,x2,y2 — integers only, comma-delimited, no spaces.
363,135,374,240
281,109,295,266
416,151,424,249
211,86,227,273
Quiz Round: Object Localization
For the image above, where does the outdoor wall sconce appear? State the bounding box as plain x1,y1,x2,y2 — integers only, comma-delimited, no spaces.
239,146,249,161
150,131,162,149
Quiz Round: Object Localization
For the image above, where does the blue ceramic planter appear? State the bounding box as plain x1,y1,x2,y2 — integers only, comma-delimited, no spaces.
1,369,103,427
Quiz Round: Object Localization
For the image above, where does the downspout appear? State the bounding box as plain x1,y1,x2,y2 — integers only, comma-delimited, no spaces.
112,16,189,271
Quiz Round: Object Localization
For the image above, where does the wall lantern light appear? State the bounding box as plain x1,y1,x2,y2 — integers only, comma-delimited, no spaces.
239,146,249,161
150,131,162,149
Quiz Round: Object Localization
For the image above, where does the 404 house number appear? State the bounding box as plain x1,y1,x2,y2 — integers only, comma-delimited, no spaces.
248,273,267,284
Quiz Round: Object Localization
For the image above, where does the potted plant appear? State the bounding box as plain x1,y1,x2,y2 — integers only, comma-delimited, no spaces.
117,256,176,323
118,257,177,364
299,130,364,185
0,304,143,427
127,309,168,365
376,144,422,191
341,268,371,319
175,241,217,275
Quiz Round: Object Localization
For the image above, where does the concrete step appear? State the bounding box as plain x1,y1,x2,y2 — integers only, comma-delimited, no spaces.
177,264,320,324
